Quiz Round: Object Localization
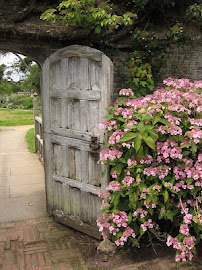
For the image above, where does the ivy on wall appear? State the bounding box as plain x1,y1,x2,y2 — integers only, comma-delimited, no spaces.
41,0,202,95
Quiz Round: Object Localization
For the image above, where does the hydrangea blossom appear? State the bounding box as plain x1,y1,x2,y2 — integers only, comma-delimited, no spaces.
97,78,202,263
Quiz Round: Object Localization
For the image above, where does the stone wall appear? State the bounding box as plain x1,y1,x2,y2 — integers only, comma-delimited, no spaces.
158,43,202,83
109,51,129,99
107,42,202,99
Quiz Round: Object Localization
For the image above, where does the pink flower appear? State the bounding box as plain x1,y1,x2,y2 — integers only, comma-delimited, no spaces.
119,88,134,96
106,181,121,191
180,224,189,236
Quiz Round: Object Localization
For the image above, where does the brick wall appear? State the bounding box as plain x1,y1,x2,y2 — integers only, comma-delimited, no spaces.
106,42,202,98
157,42,202,83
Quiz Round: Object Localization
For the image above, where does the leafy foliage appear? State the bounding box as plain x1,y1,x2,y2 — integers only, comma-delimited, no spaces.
97,78,202,263
41,1,202,96
41,0,136,34
21,64,41,95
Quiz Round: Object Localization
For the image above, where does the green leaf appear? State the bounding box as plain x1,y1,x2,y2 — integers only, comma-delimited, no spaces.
140,227,145,236
120,132,137,142
142,136,156,150
164,190,169,203
190,140,197,154
142,114,153,121
111,193,120,207
105,114,114,121
137,122,145,133
182,150,190,157
117,97,127,104
180,143,190,149
110,164,123,176
134,134,142,152
153,117,170,126
166,210,174,221
144,125,154,130
136,145,144,161
130,238,139,246
95,26,101,34
129,193,137,205
117,117,125,122
148,130,158,141
128,212,133,223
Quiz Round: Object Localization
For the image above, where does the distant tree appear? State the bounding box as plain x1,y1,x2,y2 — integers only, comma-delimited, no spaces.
21,64,41,94
0,64,6,80
0,52,41,95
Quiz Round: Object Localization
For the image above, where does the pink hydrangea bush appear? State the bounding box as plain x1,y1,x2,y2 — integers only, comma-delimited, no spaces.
97,78,202,263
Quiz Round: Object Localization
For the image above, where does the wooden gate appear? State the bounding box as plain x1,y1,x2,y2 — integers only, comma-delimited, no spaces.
42,45,113,238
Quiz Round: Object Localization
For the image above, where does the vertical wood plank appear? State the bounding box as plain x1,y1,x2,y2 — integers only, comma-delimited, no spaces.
68,99,73,129
80,191,89,223
89,61,101,90
73,100,80,130
62,145,69,177
75,149,82,182
87,101,100,132
70,187,80,217
55,60,62,88
63,184,71,215
79,58,90,90
68,147,76,180
61,99,68,129
80,150,89,184
69,57,79,89
56,99,61,128
65,58,71,89
88,153,101,187
61,58,67,89
80,100,88,132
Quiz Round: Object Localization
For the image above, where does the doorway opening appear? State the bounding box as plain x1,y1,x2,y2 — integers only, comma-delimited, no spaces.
0,51,46,223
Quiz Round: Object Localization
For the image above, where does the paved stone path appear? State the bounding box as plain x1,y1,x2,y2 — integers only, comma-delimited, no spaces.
0,126,201,270
0,125,46,222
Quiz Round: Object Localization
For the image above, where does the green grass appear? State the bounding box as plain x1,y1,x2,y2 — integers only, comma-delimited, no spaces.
26,128,36,153
0,108,34,126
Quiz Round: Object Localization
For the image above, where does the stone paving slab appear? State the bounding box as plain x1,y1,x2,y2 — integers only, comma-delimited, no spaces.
0,195,47,222
6,174,44,186
0,126,47,223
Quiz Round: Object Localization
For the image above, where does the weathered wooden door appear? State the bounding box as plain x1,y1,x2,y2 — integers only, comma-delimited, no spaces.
42,45,113,238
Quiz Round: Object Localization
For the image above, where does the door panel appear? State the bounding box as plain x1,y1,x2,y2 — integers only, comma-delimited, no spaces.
42,45,113,238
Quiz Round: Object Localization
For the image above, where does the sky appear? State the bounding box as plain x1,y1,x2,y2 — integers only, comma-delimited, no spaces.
0,52,25,81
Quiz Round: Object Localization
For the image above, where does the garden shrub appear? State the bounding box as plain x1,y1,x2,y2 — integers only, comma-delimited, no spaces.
97,78,202,263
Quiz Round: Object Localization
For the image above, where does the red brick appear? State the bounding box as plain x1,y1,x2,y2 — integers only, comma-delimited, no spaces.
23,230,29,243
37,252,46,267
18,258,25,269
28,229,35,242
44,252,52,266
25,254,32,269
5,237,11,250
59,262,68,270
33,267,52,270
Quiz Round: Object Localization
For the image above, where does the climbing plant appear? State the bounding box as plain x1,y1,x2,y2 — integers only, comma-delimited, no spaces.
41,0,202,96
41,0,136,34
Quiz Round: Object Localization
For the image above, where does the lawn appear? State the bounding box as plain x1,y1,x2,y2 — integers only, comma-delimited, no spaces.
0,108,34,126
26,128,36,153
